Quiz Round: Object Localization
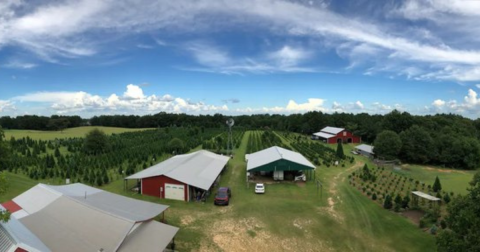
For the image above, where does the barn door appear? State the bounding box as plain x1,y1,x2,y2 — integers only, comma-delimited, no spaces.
165,183,185,201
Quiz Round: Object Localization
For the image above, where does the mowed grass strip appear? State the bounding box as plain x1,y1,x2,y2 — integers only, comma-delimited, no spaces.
4,126,154,140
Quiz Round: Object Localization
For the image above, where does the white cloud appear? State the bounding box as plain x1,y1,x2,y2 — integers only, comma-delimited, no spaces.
354,101,364,109
0,100,15,112
1,0,478,80
10,84,229,115
123,84,145,100
432,99,445,107
2,60,37,69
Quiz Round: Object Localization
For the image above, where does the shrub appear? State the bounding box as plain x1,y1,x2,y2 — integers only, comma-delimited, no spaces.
430,224,438,235
440,219,447,229
372,193,377,200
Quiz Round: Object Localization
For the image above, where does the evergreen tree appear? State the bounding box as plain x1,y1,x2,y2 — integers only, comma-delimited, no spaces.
402,194,410,209
54,147,60,157
0,172,11,222
383,194,393,209
433,176,442,193
394,194,402,211
443,193,451,204
336,142,345,159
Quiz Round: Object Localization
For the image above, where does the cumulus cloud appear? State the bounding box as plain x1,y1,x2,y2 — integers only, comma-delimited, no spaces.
10,84,229,115
427,89,480,116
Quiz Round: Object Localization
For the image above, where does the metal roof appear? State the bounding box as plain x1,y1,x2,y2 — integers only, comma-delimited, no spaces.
313,132,335,139
247,146,315,171
320,126,345,135
126,150,230,190
11,183,178,252
412,191,441,201
355,144,374,154
0,205,51,252
118,221,179,252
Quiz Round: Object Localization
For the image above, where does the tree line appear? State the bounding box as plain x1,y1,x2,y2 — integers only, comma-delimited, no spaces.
2,110,480,169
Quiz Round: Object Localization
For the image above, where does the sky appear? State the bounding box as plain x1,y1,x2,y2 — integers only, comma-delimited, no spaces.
1,0,480,118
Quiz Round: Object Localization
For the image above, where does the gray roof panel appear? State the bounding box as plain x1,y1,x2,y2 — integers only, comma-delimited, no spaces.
313,132,335,139
127,150,230,190
320,126,345,135
355,144,374,154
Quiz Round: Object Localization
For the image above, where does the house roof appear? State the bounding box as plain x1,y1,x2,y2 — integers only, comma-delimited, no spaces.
320,126,345,135
412,191,441,201
247,146,315,171
313,132,336,139
0,205,51,252
126,150,230,190
9,183,178,252
355,144,374,154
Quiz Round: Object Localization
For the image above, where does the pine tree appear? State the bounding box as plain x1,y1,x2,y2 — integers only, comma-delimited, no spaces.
402,194,410,209
433,176,442,192
383,194,393,209
336,142,345,159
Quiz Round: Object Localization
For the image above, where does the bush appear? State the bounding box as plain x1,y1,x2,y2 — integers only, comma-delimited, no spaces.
440,219,447,229
430,224,438,235
419,217,427,228
372,193,377,200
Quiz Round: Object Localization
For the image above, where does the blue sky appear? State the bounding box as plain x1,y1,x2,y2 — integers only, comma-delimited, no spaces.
1,0,480,118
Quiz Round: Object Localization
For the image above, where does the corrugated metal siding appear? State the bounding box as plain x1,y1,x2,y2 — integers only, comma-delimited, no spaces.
0,225,15,252
142,176,188,201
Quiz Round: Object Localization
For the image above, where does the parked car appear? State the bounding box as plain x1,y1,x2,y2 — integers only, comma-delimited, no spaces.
214,187,231,206
255,183,265,194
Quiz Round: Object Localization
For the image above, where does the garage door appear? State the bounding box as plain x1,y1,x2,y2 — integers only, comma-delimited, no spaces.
165,183,185,201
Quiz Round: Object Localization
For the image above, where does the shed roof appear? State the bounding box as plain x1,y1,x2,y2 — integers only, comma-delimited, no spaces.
10,183,177,252
412,191,441,201
320,126,345,135
313,132,335,139
355,144,374,154
126,150,230,190
247,146,315,171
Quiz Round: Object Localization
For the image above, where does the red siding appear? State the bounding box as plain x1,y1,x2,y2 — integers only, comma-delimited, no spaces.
327,130,361,144
141,175,188,201
15,248,28,252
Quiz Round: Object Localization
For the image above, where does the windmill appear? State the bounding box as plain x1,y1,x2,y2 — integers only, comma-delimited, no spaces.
226,118,234,156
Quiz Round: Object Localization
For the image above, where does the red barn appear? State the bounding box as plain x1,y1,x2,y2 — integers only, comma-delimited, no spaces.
312,126,361,144
126,150,230,202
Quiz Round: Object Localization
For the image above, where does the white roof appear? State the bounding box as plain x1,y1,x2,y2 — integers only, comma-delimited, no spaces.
126,150,230,190
313,132,335,139
247,146,315,171
355,144,374,154
412,191,441,201
0,205,51,252
320,126,345,135
11,183,178,252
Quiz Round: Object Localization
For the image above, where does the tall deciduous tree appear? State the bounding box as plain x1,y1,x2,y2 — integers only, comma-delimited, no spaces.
374,130,402,160
84,129,109,155
437,171,480,252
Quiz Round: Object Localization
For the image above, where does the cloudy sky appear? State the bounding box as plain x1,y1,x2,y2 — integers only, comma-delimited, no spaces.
1,0,480,118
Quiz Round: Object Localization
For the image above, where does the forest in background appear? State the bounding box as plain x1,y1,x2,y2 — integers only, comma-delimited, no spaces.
1,110,480,169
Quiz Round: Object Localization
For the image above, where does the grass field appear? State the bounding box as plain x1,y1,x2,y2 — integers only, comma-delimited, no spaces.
4,126,154,140
2,130,464,251
392,164,476,195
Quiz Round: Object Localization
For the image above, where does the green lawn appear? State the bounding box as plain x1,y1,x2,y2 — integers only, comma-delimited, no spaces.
4,126,154,140
392,164,475,195
2,131,439,251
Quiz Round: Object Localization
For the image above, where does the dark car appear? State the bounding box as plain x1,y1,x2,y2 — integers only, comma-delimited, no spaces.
214,187,231,206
